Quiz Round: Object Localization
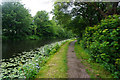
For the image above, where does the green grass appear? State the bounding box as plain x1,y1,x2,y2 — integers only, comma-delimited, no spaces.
74,42,113,78
35,41,71,78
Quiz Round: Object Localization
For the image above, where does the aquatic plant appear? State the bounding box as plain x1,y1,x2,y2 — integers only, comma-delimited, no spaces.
0,39,70,79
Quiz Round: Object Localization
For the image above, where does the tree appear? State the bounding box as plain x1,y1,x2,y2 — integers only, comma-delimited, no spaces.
33,11,50,37
52,2,120,37
2,2,32,40
52,2,72,27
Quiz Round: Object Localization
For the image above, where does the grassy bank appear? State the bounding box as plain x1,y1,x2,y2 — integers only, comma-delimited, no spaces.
74,42,113,78
35,41,71,78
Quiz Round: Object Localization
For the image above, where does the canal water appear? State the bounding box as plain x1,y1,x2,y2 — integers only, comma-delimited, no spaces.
2,38,63,59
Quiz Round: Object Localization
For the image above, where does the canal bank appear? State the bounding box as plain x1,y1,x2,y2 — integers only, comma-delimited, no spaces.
1,39,71,79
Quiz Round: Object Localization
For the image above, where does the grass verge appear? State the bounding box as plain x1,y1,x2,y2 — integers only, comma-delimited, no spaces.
35,41,71,78
74,42,113,78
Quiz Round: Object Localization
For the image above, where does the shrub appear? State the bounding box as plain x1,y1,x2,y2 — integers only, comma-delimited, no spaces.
81,15,120,78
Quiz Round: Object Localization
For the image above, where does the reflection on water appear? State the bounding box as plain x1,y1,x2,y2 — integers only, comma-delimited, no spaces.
2,38,63,59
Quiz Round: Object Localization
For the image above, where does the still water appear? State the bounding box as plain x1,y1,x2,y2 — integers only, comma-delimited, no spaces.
2,38,63,59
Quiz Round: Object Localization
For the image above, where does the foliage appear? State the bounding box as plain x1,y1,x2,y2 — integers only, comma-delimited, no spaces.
2,2,32,40
80,15,120,78
33,11,74,39
33,11,50,37
26,35,40,40
52,2,120,36
52,2,72,27
2,3,74,41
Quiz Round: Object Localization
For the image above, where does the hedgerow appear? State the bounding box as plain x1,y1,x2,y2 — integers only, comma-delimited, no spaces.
80,15,120,78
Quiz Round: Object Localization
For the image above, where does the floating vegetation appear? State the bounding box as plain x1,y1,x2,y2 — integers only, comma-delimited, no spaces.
0,39,70,79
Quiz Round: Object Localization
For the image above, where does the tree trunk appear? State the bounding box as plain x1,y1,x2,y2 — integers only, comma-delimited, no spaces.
113,2,118,14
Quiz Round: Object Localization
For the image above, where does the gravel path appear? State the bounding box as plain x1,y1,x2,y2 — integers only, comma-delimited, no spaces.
67,41,90,78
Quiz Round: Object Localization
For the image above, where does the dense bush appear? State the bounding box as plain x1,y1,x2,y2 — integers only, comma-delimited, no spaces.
80,15,120,78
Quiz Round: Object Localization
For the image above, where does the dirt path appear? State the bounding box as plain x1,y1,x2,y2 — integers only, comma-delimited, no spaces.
67,41,90,78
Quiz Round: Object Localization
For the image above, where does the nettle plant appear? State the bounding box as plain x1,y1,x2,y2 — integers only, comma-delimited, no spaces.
81,15,120,78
